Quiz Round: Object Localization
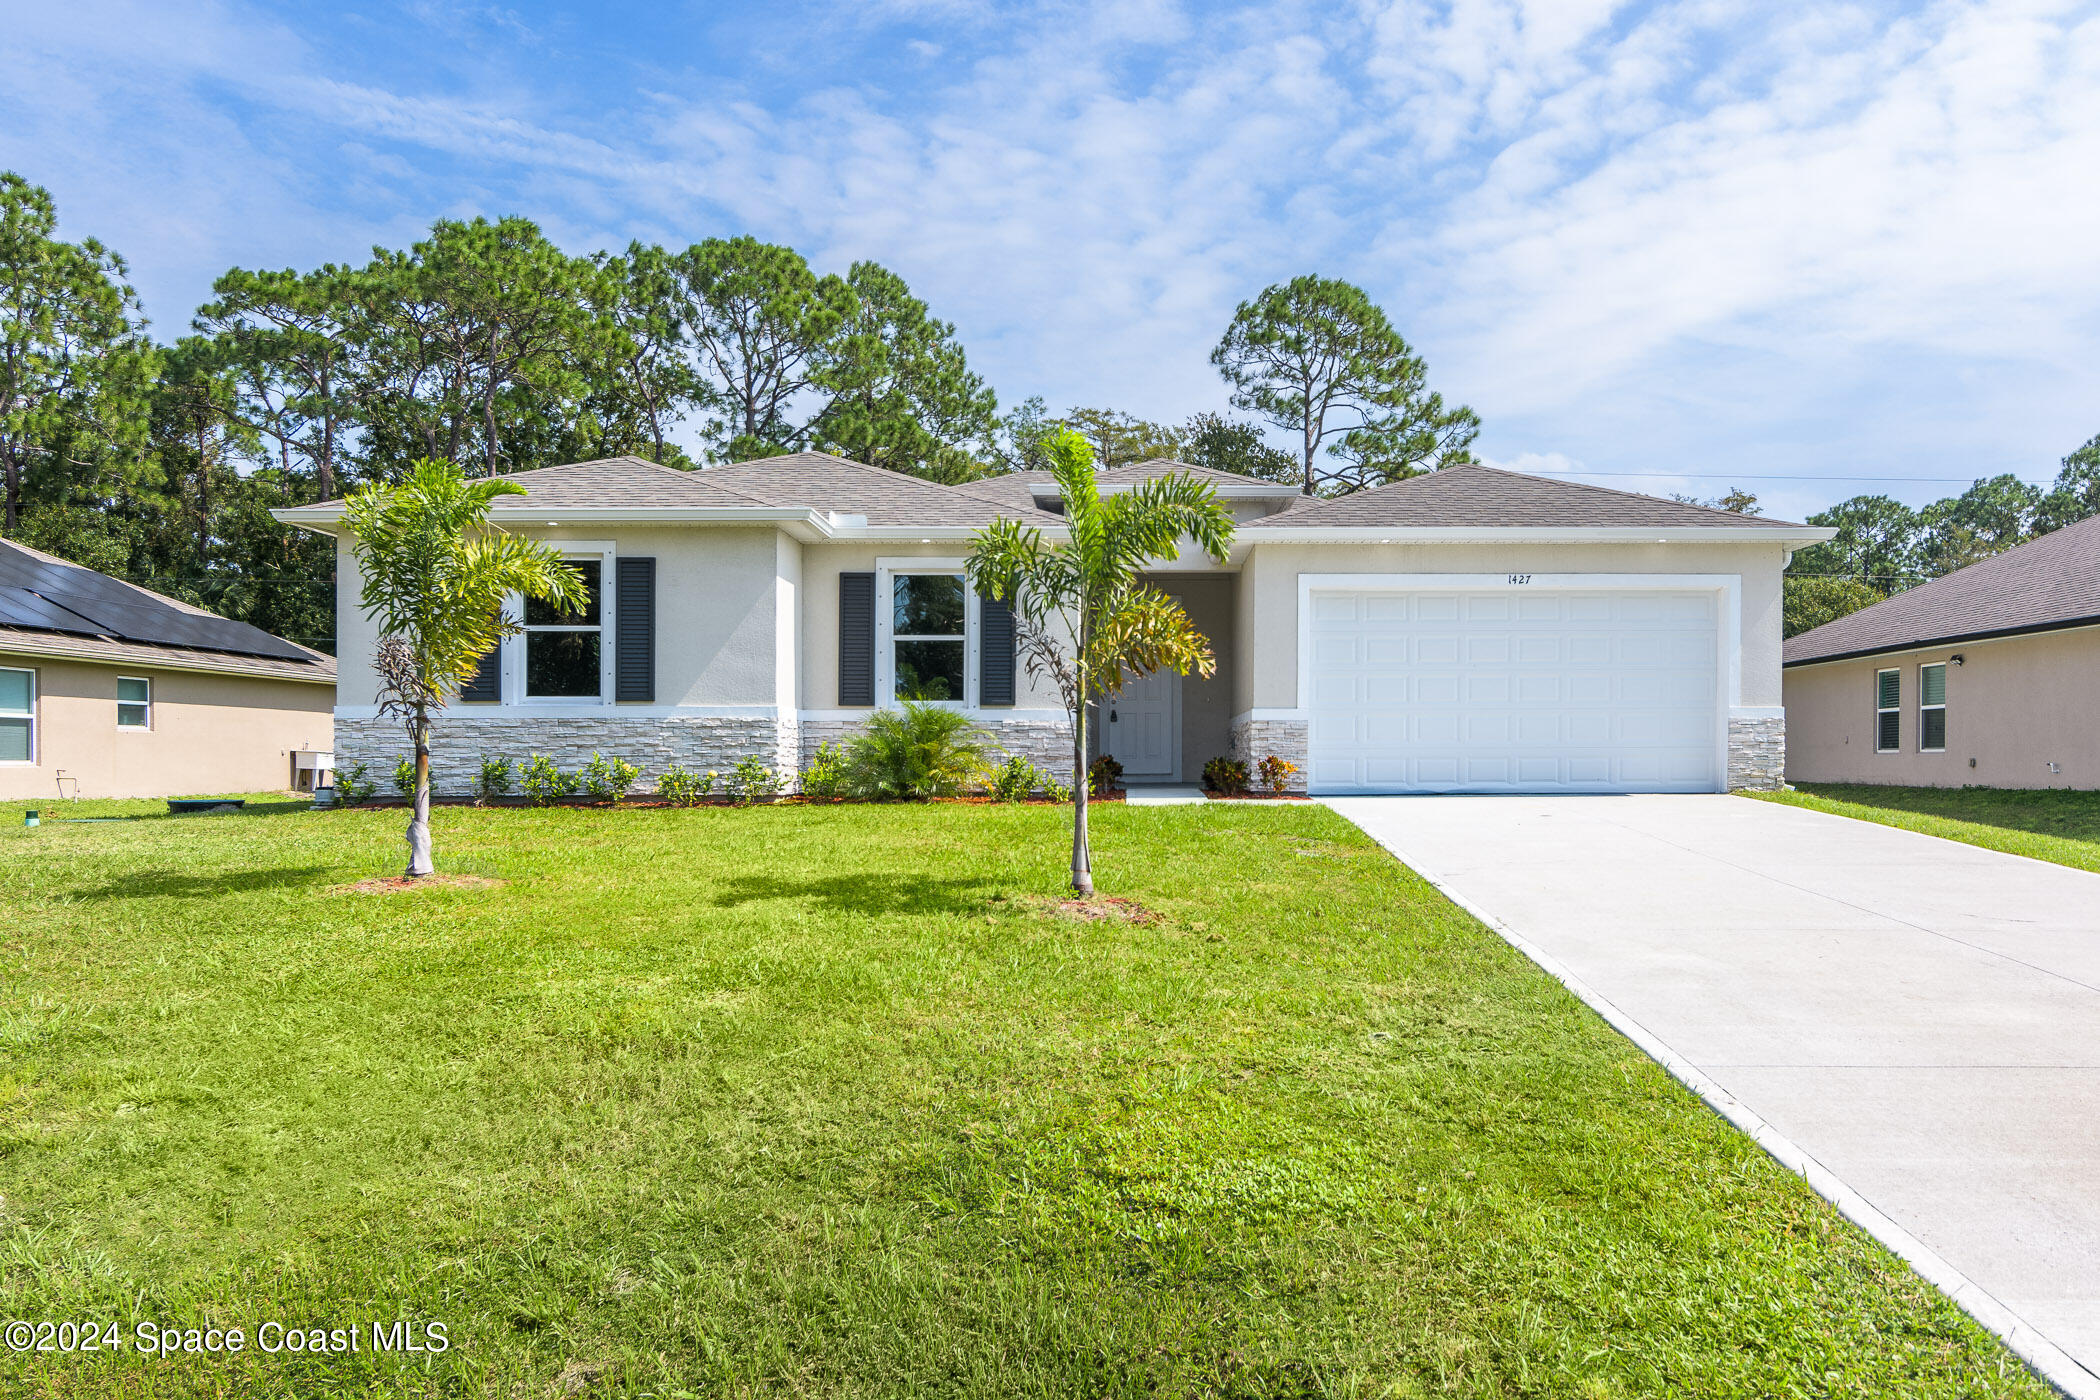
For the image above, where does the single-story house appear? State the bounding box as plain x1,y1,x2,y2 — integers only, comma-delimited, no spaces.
0,539,336,801
277,454,1830,796
1784,511,2100,788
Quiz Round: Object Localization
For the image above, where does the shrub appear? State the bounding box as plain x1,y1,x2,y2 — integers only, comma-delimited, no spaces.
519,753,579,806
582,752,642,802
989,754,1053,803
728,756,780,805
337,762,376,806
1202,756,1250,795
392,757,416,797
474,755,513,804
844,701,991,800
1257,754,1301,797
800,742,848,799
1088,754,1123,796
657,764,712,807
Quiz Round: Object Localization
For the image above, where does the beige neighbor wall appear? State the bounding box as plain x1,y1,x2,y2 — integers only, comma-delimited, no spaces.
0,650,332,801
1784,627,2100,788
1234,539,1792,709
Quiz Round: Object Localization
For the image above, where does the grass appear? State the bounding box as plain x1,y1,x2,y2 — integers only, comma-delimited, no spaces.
0,796,2049,1398
1747,782,2100,873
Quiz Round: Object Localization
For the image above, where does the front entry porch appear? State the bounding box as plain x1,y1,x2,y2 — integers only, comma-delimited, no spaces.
1097,572,1243,787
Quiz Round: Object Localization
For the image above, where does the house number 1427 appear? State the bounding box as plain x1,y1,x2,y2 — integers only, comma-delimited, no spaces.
1506,573,1532,584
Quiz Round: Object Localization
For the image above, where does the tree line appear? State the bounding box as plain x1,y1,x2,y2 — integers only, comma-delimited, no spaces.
7,163,2089,654
2,173,1481,652
1763,441,2100,635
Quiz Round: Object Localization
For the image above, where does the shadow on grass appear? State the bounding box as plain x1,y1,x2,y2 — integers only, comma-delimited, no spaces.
710,871,991,917
1795,783,2100,844
73,865,335,901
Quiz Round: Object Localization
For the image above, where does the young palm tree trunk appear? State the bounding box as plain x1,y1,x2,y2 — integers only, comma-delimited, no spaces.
1070,702,1093,896
406,712,434,877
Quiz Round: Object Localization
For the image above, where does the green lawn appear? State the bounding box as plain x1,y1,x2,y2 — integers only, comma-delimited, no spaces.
1748,783,2100,873
0,798,2047,1398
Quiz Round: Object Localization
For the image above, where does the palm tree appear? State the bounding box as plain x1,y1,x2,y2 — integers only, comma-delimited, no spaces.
967,429,1235,894
345,458,585,876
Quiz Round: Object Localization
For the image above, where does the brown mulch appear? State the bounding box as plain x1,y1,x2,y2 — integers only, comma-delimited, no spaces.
335,873,505,895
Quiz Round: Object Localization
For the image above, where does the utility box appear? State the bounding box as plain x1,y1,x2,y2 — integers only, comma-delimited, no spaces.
292,750,334,793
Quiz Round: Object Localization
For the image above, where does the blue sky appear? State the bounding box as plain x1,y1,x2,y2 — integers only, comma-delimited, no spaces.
5,0,2097,519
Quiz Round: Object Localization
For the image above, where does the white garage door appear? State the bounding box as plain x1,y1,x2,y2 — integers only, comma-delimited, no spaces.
1307,588,1722,794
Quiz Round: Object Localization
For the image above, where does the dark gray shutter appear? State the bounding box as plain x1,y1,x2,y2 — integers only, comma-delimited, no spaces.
980,590,1015,707
615,557,655,702
461,645,500,702
839,571,875,706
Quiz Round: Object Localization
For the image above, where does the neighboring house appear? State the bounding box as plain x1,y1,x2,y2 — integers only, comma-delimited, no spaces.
277,454,1830,796
0,539,336,801
1784,512,2100,788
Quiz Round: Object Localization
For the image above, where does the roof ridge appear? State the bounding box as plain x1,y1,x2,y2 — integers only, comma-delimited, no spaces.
1444,463,1806,527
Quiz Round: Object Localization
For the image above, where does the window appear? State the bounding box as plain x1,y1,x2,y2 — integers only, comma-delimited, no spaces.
117,676,151,729
892,572,966,702
524,559,602,699
0,667,33,763
1919,662,1947,752
1875,668,1900,752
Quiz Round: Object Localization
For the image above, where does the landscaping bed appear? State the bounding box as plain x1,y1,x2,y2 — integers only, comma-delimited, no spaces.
0,801,2048,1397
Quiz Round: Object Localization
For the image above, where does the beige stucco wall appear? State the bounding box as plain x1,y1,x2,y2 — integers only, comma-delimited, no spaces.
1784,626,2100,788
1234,539,1792,710
797,540,1061,711
333,525,783,709
0,650,333,801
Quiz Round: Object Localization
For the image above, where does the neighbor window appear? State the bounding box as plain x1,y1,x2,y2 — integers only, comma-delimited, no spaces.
117,676,151,729
524,559,602,699
0,667,34,763
892,572,966,702
1875,668,1900,752
1919,662,1947,752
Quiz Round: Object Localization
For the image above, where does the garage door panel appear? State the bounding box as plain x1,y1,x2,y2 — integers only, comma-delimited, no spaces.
1466,675,1509,703
1308,587,1720,795
1364,675,1408,704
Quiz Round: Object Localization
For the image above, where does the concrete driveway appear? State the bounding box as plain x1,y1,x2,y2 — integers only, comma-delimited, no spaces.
1326,794,2100,1396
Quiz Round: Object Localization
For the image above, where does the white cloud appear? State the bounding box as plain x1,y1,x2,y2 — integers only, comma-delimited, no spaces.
2,0,2095,505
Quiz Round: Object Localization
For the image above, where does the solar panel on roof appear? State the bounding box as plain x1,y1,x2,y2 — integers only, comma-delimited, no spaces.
0,544,313,662
0,587,104,635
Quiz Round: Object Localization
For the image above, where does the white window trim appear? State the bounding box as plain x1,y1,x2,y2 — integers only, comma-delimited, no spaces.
1918,662,1947,753
1875,667,1901,753
0,665,34,765
875,557,977,708
502,542,616,706
117,675,151,730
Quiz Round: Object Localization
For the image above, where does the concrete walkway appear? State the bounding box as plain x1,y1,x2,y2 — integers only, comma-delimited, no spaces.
1325,794,2100,1396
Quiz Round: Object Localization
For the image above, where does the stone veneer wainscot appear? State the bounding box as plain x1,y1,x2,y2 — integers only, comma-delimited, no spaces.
336,710,1081,796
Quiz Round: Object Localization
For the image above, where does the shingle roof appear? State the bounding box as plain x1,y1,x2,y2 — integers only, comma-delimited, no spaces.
0,626,335,682
695,453,1061,526
953,472,1053,510
483,456,772,509
284,453,1062,527
1785,513,2100,665
1096,459,1300,492
1240,464,1807,530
